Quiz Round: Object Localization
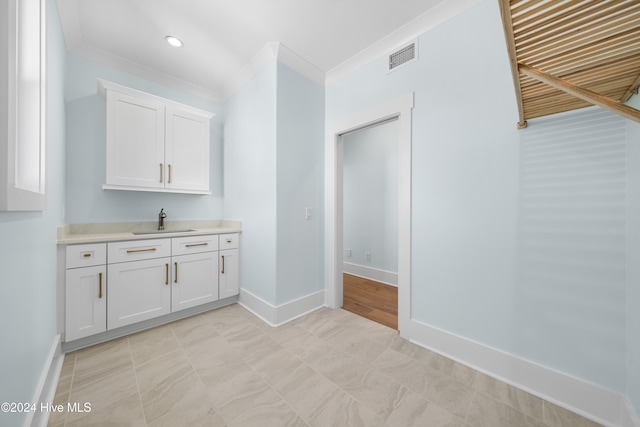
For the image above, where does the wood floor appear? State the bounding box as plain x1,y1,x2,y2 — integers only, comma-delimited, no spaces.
342,273,398,330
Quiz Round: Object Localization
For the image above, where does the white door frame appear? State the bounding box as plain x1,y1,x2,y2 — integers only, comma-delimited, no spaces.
324,92,414,334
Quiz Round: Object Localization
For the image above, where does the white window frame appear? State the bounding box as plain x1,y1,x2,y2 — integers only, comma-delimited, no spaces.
1,0,47,211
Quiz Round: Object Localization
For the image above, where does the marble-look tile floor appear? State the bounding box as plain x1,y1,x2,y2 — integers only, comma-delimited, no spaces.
48,304,602,427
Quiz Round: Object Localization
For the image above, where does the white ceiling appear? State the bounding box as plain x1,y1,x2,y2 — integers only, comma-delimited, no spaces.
56,0,478,102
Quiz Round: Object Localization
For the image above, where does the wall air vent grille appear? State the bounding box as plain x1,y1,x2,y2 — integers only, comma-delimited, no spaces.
388,41,417,72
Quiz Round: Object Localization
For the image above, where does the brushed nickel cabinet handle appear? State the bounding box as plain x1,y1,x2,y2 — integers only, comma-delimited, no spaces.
221,255,225,274
99,272,103,299
160,163,163,183
165,263,169,285
174,262,178,283
126,248,157,254
185,243,208,248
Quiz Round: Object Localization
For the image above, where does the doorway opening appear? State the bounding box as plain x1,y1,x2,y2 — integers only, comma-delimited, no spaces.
341,119,399,329
325,93,413,335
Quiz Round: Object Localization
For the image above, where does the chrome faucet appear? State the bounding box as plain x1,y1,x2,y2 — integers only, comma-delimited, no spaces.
158,208,166,230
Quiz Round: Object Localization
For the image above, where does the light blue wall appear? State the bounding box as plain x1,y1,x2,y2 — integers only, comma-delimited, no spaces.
224,62,278,303
0,1,66,425
328,0,520,350
343,121,398,273
327,0,632,399
64,54,224,223
627,118,640,415
275,62,325,304
224,61,325,306
514,108,627,390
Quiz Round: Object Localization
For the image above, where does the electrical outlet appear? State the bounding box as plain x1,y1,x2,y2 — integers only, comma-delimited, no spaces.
365,252,371,262
305,207,312,220
346,249,352,257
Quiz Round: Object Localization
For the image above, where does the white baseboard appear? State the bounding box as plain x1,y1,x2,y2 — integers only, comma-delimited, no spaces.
343,262,398,286
26,334,63,427
405,318,635,427
239,288,325,326
622,397,640,427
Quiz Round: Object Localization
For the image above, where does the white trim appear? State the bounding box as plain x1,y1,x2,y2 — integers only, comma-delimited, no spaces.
221,42,279,102
325,92,413,336
238,288,325,327
325,0,482,85
622,397,640,427
221,42,324,101
96,79,214,118
25,335,63,427
343,262,398,287
275,43,325,87
406,318,635,427
71,44,223,102
1,0,48,211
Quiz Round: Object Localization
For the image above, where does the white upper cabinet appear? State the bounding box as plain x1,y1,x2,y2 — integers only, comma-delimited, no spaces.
98,79,214,194
105,90,165,190
165,106,210,193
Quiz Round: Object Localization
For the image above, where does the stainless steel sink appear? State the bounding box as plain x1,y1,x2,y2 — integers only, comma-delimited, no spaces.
132,229,196,235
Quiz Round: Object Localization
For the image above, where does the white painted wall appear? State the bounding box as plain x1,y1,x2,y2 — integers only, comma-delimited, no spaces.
0,1,66,425
343,121,398,275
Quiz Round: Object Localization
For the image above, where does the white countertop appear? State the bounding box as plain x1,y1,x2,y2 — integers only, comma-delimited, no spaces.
57,220,242,244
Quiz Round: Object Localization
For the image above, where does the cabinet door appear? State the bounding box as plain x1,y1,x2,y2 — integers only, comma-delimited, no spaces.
106,91,165,189
164,107,210,192
219,249,239,299
172,252,218,312
108,258,171,329
65,266,106,341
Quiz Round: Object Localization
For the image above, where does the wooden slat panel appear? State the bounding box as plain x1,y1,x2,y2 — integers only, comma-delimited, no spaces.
518,10,640,62
514,1,633,47
501,0,640,126
524,30,640,68
520,64,640,123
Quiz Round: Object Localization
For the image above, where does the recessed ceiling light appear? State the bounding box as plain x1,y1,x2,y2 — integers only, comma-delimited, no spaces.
165,36,183,48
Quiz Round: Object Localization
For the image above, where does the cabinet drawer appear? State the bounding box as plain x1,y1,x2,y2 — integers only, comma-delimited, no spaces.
108,238,171,263
172,235,218,255
219,233,239,250
66,243,106,268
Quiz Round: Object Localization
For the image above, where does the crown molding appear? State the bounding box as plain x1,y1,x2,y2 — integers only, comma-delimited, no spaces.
57,0,481,102
220,42,280,101
275,43,325,87
325,0,483,86
220,42,325,101
71,44,224,102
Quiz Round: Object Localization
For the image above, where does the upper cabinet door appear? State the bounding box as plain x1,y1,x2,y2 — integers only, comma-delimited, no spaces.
165,106,210,193
105,91,165,189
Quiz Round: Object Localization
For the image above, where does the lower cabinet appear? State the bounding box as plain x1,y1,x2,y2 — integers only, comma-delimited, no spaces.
219,248,239,299
63,233,240,342
65,243,107,341
65,265,107,341
107,257,172,329
172,251,218,312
